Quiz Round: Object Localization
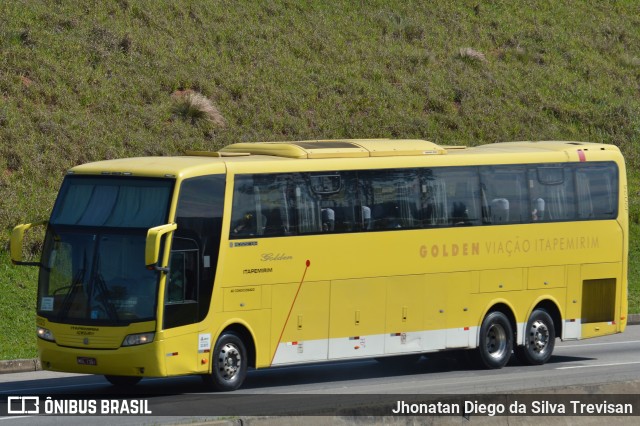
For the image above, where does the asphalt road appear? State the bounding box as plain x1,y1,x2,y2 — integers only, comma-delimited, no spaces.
1,324,639,424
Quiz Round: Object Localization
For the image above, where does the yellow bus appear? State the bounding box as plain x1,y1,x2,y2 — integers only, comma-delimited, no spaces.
11,139,628,391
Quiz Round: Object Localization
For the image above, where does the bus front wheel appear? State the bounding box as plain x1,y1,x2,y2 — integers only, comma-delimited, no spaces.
515,309,555,365
204,332,248,392
476,311,513,369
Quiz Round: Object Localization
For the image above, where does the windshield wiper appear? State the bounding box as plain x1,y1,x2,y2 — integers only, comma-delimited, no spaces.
93,270,119,321
58,251,87,320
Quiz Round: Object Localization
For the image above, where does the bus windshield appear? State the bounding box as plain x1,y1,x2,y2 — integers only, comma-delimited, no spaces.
37,176,174,324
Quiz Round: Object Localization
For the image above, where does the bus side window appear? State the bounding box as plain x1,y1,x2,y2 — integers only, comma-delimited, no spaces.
231,175,293,237
257,175,292,236
529,166,576,221
436,167,480,226
231,176,259,238
576,164,618,220
481,166,527,224
309,171,359,233
364,169,421,230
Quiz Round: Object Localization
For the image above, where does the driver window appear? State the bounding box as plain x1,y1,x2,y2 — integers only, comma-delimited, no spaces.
166,249,198,304
163,237,199,329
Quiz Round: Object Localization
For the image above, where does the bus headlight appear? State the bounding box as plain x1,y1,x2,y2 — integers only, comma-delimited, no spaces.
122,332,155,347
37,327,55,342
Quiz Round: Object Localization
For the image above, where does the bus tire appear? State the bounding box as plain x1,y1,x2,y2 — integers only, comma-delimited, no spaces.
104,375,142,387
515,309,555,365
205,332,248,392
476,311,513,369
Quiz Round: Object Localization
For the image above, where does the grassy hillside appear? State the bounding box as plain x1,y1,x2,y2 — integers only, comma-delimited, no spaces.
1,0,639,360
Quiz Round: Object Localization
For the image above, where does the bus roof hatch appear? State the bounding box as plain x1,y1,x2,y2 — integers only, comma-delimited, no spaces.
218,139,448,159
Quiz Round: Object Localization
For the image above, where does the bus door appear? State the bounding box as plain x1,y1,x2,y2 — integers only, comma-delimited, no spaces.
162,175,225,375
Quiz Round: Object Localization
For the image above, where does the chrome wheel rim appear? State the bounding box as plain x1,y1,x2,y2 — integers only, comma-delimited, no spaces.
527,319,550,354
486,323,508,360
218,342,242,381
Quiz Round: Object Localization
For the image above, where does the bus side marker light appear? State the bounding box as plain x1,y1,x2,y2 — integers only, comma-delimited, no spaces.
578,149,586,162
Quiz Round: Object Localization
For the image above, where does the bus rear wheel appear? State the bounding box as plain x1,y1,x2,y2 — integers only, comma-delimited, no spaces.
476,311,513,369
104,375,142,387
204,332,248,392
515,309,555,365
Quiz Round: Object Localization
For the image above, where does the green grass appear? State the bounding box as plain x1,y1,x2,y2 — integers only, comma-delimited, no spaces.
0,251,38,359
1,1,639,360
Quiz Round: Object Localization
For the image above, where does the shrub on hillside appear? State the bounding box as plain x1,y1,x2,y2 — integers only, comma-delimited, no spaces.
170,90,226,127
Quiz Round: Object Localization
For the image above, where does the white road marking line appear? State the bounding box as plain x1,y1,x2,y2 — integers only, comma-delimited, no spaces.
556,361,640,370
556,340,640,349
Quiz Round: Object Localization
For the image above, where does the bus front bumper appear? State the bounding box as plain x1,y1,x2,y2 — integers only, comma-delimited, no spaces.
38,340,166,377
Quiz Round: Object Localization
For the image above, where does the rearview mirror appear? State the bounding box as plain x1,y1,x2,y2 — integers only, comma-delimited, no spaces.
10,221,47,266
145,223,177,271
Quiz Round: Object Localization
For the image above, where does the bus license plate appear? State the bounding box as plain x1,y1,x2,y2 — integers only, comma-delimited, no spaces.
77,357,97,366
